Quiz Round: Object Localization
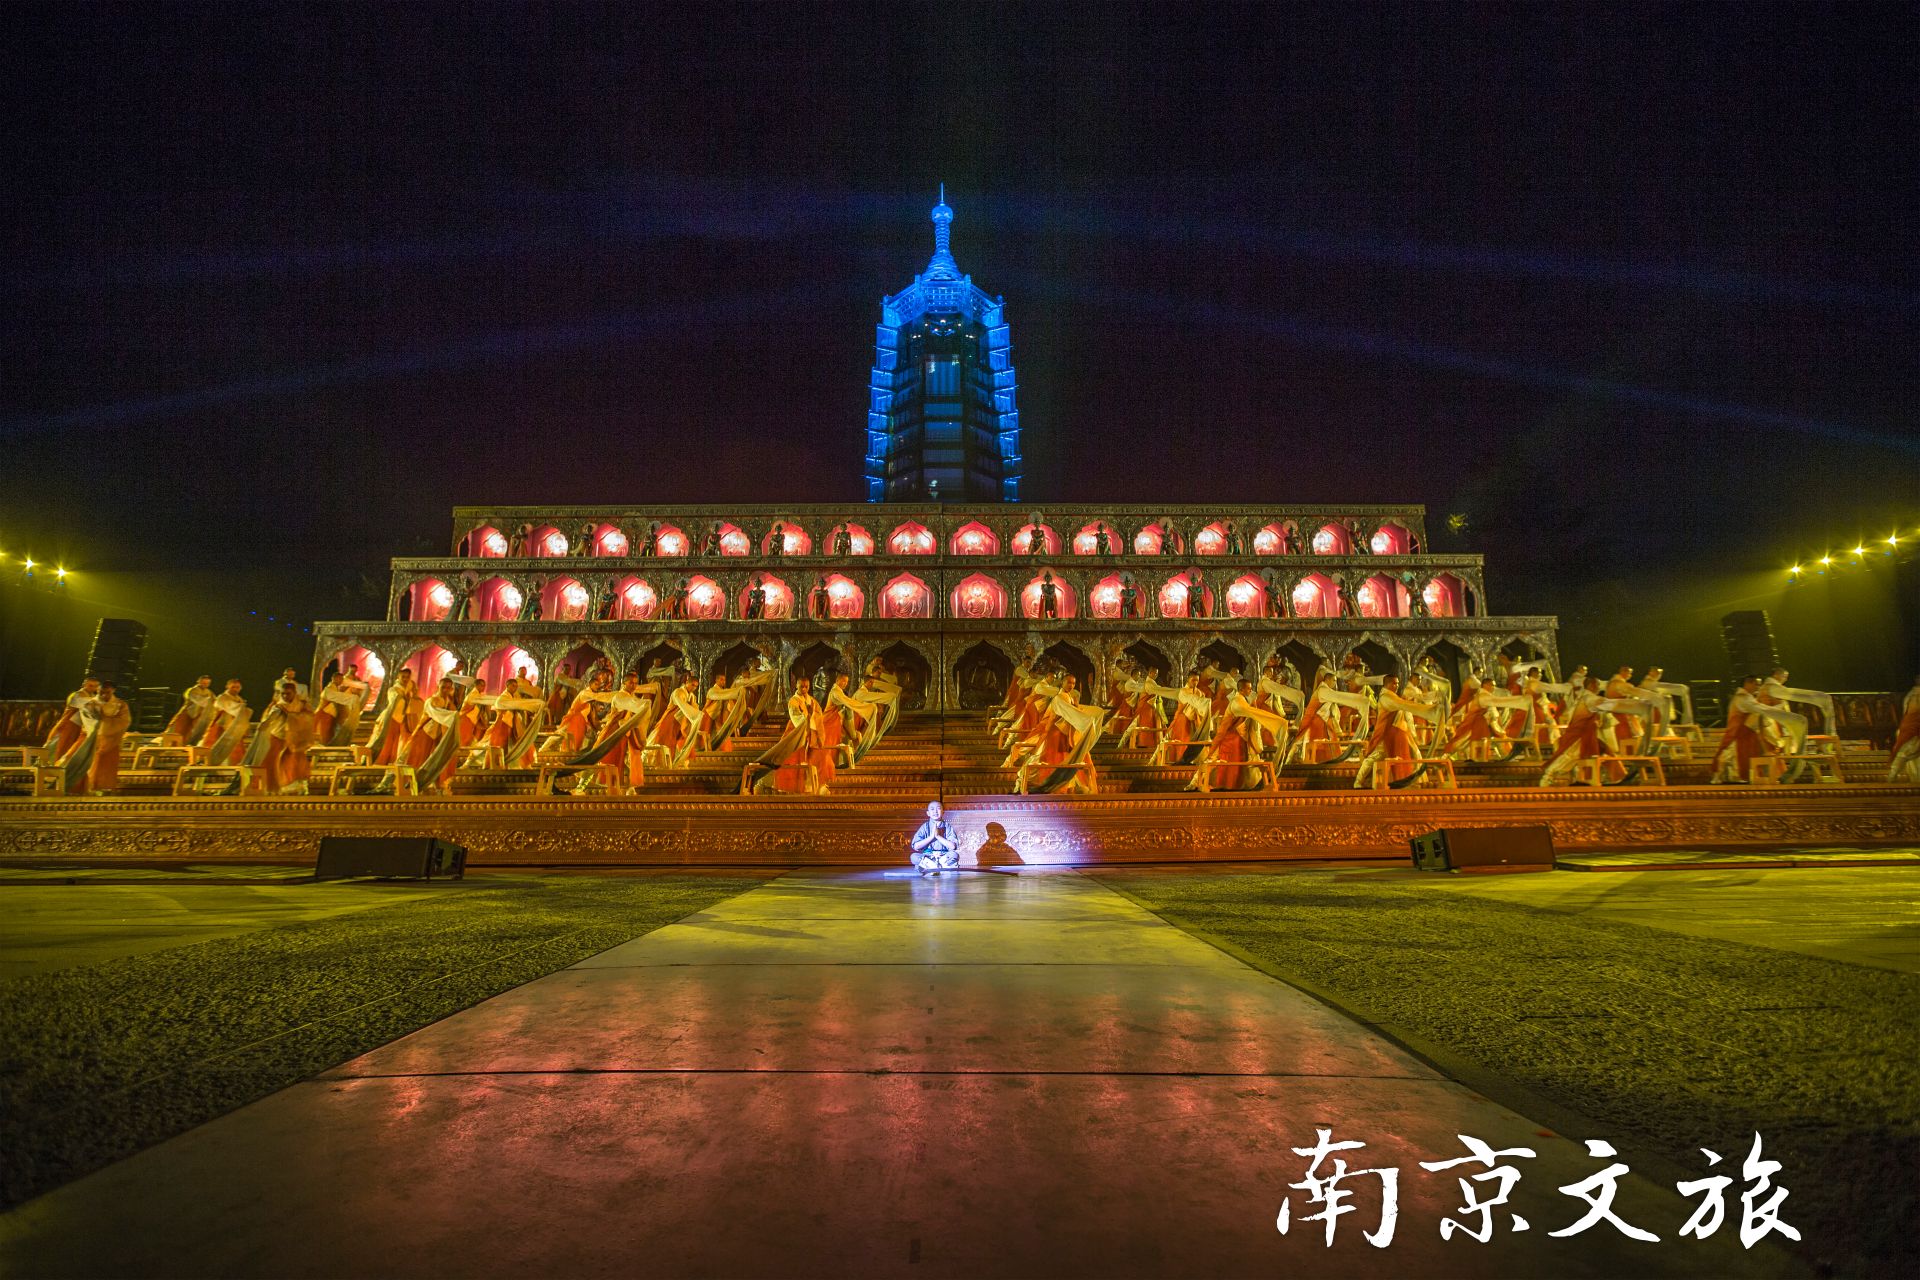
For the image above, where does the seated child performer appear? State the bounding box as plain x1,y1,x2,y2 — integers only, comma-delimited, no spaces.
910,801,960,875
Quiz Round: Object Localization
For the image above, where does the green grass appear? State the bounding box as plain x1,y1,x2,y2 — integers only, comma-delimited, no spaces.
1091,868,1920,1279
0,871,771,1210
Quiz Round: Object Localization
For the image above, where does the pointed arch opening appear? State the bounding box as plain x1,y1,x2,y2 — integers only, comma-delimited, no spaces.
472,576,523,622
1021,571,1077,619
741,573,794,620
539,576,592,622
1292,572,1341,618
1370,521,1411,555
1356,573,1409,619
950,520,1000,555
887,521,936,555
609,575,659,620
590,523,630,557
1072,520,1121,555
1223,573,1270,618
954,642,1014,709
1157,571,1214,619
1011,522,1061,555
1310,523,1352,555
827,522,875,555
880,572,932,619
1423,573,1465,618
762,522,812,556
463,525,509,558
951,572,1008,619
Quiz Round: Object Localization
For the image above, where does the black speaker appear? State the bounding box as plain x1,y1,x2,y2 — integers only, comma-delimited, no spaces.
314,836,466,881
1719,610,1778,680
1411,826,1555,873
86,619,148,688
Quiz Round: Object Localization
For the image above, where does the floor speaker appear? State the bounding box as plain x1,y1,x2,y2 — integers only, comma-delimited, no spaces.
314,836,466,881
1410,826,1555,873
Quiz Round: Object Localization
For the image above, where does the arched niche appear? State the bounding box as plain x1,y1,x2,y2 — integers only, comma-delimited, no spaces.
1087,573,1134,619
951,572,1008,619
406,578,454,622
950,520,1000,555
635,641,685,680
1123,640,1173,683
1192,520,1243,556
1011,523,1061,555
1223,573,1269,618
815,573,865,620
1157,571,1214,619
762,521,812,555
683,575,725,620
590,523,630,557
610,575,659,620
1418,639,1470,693
1310,523,1352,555
1275,640,1325,686
788,641,844,690
529,525,569,558
1253,522,1294,556
477,644,539,693
826,522,875,555
1424,573,1466,618
1021,571,1077,619
1356,573,1408,619
1039,642,1094,693
873,641,932,711
1072,520,1120,555
712,641,767,684
1196,638,1248,678
954,642,1013,709
1351,638,1400,679
472,576,523,622
742,573,794,620
463,525,509,558
880,572,932,619
554,642,612,687
324,644,386,700
539,576,592,622
1292,571,1341,618
400,644,459,693
652,523,690,557
1133,521,1183,556
1370,521,1411,555
887,521,936,555
700,522,750,556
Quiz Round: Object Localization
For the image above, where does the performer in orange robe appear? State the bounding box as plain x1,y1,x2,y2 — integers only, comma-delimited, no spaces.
198,680,252,766
1709,676,1795,783
1888,674,1920,783
412,678,468,792
81,682,132,794
1539,679,1607,784
274,683,317,793
646,672,704,766
811,683,844,792
44,678,101,762
370,669,422,767
743,681,823,795
557,670,613,753
1603,666,1642,754
1352,677,1426,789
164,677,216,746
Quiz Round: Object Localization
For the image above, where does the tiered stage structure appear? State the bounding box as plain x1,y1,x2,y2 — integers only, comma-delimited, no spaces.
3,194,1915,864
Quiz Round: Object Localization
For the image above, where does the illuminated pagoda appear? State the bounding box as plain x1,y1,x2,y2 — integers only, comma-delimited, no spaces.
865,189,1022,503
310,196,1558,766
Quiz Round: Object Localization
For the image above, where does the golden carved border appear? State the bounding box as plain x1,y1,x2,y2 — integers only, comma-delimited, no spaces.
2,788,1915,865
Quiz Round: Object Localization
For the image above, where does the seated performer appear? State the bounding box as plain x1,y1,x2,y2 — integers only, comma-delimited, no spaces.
412,676,468,794
77,680,132,795
44,676,101,762
1888,674,1920,783
910,801,960,875
828,671,882,768
646,670,706,767
1190,679,1287,792
367,667,422,767
1761,668,1834,754
697,671,748,751
1149,674,1215,766
743,677,824,795
198,679,252,767
313,667,370,747
1708,676,1800,783
1352,675,1439,789
260,680,317,794
163,676,216,746
1008,676,1104,794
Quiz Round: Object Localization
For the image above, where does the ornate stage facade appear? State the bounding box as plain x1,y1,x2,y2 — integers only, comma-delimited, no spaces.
318,501,1545,712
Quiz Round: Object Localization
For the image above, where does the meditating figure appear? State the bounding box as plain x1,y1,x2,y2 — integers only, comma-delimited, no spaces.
910,801,959,875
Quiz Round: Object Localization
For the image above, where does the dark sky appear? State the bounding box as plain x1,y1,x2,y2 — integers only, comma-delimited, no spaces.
4,1,1916,692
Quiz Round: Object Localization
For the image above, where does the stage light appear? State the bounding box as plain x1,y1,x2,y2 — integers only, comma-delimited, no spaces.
22,557,34,570
1788,565,1801,576
1889,535,1901,546
55,567,67,579
599,528,629,556
1819,556,1832,566
481,530,509,557
543,530,569,556
1311,528,1338,554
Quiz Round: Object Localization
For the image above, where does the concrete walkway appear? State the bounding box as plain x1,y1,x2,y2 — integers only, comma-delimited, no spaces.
0,869,1796,1278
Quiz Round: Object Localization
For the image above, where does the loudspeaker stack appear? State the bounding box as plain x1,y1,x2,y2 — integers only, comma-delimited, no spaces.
1719,610,1779,681
86,619,148,711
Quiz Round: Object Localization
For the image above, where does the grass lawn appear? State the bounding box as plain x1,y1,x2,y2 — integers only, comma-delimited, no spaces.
1091,867,1920,1279
0,870,771,1211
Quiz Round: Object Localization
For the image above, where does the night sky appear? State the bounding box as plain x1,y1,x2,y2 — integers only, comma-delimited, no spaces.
4,2,1916,696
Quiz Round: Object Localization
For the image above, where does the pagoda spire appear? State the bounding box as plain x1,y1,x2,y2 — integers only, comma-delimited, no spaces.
926,184,959,279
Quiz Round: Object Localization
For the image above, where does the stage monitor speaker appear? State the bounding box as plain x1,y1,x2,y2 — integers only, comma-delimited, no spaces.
85,618,148,689
315,836,466,881
1410,825,1555,873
